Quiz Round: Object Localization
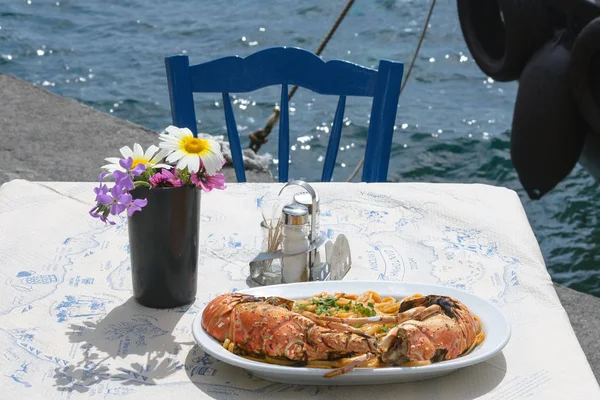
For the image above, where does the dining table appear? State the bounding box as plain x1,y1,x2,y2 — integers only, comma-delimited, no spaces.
0,179,598,399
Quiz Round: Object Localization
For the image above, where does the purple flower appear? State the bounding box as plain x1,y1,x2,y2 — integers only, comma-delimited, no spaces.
107,185,129,215
112,170,134,191
112,157,144,191
149,169,183,188
95,172,107,185
113,157,146,191
119,157,133,170
88,206,101,219
93,172,109,203
90,158,150,224
94,184,108,200
95,184,113,205
88,205,115,225
131,163,146,177
119,157,146,177
191,172,226,192
125,197,148,216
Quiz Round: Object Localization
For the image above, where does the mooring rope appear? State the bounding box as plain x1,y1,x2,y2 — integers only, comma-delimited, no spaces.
248,0,356,153
346,0,437,182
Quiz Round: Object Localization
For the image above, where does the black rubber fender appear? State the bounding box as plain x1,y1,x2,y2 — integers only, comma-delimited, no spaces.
511,34,586,199
457,0,555,82
545,0,600,26
570,16,600,136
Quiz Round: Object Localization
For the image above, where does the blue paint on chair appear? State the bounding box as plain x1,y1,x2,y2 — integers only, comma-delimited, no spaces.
165,47,404,183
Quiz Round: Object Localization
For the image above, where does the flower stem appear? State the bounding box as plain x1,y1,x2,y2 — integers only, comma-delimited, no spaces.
134,181,151,188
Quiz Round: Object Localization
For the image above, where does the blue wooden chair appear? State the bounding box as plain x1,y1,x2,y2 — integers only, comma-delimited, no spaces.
165,47,404,183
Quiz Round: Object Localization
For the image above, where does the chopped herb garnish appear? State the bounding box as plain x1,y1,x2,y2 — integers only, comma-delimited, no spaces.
311,296,340,315
353,302,376,317
380,327,389,332
367,302,374,308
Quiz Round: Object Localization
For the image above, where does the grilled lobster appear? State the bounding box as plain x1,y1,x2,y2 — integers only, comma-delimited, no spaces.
202,293,377,363
201,292,480,377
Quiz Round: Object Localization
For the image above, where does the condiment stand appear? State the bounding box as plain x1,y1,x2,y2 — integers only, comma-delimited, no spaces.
249,180,351,286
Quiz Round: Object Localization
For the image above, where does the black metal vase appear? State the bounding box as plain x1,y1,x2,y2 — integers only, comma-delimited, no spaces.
128,186,200,309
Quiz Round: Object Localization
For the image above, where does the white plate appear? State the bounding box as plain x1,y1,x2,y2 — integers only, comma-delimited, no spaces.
192,281,511,385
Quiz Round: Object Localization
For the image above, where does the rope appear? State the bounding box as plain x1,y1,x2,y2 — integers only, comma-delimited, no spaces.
248,0,356,153
346,0,437,182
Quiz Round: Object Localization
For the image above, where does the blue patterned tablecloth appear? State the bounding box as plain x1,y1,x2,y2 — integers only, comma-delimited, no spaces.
0,180,597,399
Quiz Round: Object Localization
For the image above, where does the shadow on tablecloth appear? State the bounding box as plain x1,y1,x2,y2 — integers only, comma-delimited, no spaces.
182,345,508,399
53,296,191,393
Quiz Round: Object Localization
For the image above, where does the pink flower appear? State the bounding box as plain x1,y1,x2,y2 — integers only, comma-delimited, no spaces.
191,172,226,192
149,169,183,188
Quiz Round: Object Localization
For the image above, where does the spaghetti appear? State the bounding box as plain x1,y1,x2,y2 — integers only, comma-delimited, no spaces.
293,290,413,341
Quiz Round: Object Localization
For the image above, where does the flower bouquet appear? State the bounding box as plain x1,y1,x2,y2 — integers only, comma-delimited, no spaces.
90,126,227,308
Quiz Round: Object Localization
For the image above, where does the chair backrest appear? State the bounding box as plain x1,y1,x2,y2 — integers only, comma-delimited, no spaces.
165,47,404,183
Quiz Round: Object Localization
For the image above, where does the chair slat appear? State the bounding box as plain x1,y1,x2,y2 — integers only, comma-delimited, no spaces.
189,47,377,96
322,95,346,182
222,93,246,182
278,84,290,183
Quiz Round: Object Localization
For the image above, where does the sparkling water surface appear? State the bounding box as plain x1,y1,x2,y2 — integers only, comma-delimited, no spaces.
2,0,598,296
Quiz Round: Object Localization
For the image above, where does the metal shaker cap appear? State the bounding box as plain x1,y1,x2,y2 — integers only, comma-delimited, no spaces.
293,192,319,215
281,204,309,225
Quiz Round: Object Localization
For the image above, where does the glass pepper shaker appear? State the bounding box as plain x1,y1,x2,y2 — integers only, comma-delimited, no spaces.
280,204,310,283
293,191,320,241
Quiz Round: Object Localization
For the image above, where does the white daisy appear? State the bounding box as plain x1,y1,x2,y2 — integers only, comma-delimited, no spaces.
158,125,225,175
102,143,171,172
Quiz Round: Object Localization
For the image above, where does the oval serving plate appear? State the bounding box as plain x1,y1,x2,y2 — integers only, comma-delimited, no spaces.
192,280,511,386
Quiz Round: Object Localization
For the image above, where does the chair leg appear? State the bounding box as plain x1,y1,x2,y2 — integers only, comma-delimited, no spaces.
362,60,404,182
165,55,198,135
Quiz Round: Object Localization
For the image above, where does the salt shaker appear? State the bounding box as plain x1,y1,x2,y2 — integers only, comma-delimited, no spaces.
293,191,320,241
280,204,310,283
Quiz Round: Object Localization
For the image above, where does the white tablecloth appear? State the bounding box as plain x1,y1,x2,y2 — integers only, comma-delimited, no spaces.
0,180,597,399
